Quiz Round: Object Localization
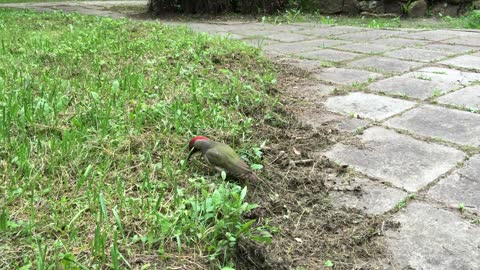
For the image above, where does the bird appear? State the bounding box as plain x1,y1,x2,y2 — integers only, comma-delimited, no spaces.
187,136,258,185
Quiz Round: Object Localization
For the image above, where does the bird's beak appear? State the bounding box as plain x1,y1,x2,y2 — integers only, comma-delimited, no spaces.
186,148,195,161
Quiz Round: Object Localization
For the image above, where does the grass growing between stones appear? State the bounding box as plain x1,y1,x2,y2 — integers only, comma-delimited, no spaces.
0,9,278,269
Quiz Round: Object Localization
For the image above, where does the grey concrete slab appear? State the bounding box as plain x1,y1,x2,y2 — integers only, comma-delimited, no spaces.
428,155,480,213
281,58,325,72
324,93,416,121
335,117,370,132
228,29,278,37
436,85,480,112
399,30,461,41
325,127,465,192
422,43,478,54
295,38,348,48
263,42,316,54
333,43,397,54
368,37,430,47
331,177,407,215
296,108,368,132
298,26,363,37
294,49,361,62
312,67,382,85
386,202,480,270
440,55,480,71
411,66,480,85
385,105,480,146
442,36,480,47
287,82,336,102
265,32,315,42
347,56,424,73
384,48,450,62
368,75,459,100
242,38,279,48
334,30,401,41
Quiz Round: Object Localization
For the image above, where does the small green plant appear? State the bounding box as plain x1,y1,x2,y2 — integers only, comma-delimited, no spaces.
325,260,334,267
396,193,416,210
459,202,465,212
465,10,480,29
432,88,442,97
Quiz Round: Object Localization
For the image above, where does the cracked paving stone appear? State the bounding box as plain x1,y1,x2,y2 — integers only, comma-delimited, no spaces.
324,92,416,121
325,127,465,192
385,105,480,147
386,201,480,270
428,155,480,213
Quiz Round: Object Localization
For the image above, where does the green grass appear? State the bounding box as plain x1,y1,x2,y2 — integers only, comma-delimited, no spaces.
0,8,277,269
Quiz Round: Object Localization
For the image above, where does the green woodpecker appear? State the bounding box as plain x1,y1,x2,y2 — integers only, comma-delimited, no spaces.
187,136,258,184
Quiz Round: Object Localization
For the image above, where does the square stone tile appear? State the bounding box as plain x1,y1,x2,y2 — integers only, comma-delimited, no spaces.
368,37,430,47
331,177,407,215
386,202,480,270
440,55,480,71
411,66,480,85
296,108,368,132
299,25,362,36
324,92,416,121
436,86,480,112
334,43,397,54
368,75,460,100
422,43,478,54
334,29,401,41
428,155,480,213
399,30,461,41
263,42,316,54
294,49,361,62
325,127,465,192
312,68,382,85
385,105,480,146
232,29,278,37
295,38,348,48
265,32,315,42
442,36,480,47
281,57,325,72
287,81,336,102
347,56,423,73
384,48,450,62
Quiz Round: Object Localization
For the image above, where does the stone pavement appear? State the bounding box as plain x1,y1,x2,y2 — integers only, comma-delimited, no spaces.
1,1,480,268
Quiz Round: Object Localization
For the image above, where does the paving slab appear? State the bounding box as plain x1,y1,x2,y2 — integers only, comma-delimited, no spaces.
331,177,407,215
296,108,369,132
368,75,459,100
334,29,401,41
242,38,279,48
287,82,336,102
324,92,416,121
265,32,315,42
294,49,361,62
333,43,397,54
346,56,423,73
229,29,278,37
281,58,325,72
368,37,430,47
422,43,478,54
263,42,316,54
436,85,480,112
325,127,465,192
428,155,480,213
386,201,480,270
294,38,348,48
442,36,480,47
385,105,480,146
399,30,462,41
411,66,480,85
312,67,382,85
384,48,450,62
298,25,363,37
440,55,480,70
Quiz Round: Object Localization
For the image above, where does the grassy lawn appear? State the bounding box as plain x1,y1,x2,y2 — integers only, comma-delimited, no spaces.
0,8,276,269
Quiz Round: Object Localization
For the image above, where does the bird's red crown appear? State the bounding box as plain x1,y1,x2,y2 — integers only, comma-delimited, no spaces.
188,136,209,150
